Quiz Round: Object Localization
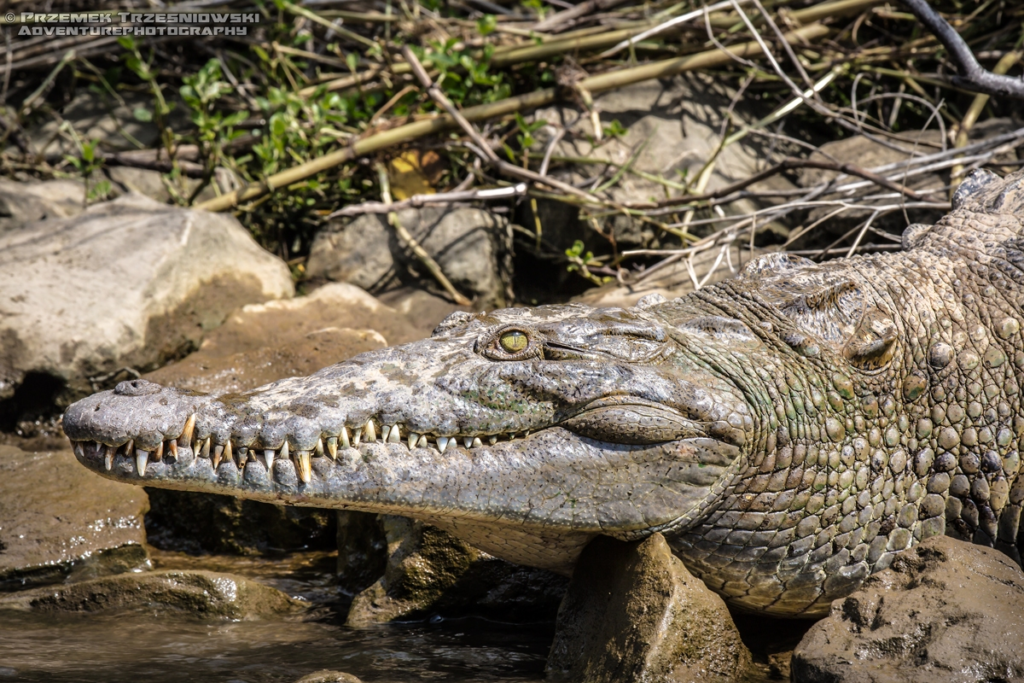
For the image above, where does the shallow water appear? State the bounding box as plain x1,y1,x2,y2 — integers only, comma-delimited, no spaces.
0,549,553,683
0,612,553,682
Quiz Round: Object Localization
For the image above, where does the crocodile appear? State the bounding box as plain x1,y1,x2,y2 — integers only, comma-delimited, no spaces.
64,168,1024,618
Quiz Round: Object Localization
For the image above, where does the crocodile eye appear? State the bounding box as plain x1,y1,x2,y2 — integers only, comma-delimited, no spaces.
499,330,529,354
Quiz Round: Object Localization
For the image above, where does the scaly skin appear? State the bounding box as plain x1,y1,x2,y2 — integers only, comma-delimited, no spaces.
64,169,1024,617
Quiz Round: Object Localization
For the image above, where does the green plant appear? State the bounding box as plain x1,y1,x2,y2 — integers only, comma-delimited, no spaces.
64,139,111,205
565,240,610,285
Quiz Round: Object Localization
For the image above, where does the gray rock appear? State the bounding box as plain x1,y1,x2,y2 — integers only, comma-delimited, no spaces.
346,516,567,626
791,118,1019,250
0,445,149,590
0,178,85,229
0,193,293,414
306,206,512,308
792,535,1024,683
0,569,303,619
105,166,216,205
527,75,794,252
547,533,752,683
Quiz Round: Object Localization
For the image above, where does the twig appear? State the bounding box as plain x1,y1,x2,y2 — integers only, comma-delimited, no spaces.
532,0,631,33
901,0,1024,99
950,51,1022,188
633,156,927,210
328,183,527,218
374,161,473,306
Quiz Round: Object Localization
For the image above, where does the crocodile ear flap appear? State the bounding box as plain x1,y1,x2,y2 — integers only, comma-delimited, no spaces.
772,278,898,369
843,311,898,370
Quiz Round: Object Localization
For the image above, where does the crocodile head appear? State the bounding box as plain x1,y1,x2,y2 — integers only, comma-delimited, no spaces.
63,299,755,574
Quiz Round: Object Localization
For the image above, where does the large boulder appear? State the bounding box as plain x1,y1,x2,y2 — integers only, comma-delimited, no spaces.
0,177,85,229
143,284,404,398
0,445,149,590
792,535,1024,682
346,516,568,626
306,206,513,308
0,193,293,420
527,75,793,254
547,533,752,683
0,570,303,619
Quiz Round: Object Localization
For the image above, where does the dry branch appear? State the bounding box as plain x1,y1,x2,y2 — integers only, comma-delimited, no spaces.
196,22,830,212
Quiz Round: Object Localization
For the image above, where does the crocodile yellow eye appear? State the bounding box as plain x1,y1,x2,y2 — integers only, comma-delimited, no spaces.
499,330,529,354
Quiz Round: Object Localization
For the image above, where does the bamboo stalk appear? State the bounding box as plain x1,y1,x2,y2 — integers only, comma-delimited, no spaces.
196,22,830,212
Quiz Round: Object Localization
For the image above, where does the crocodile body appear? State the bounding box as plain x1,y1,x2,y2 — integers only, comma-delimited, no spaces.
65,169,1024,617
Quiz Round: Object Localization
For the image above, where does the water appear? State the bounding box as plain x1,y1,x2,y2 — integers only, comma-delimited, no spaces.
0,550,553,683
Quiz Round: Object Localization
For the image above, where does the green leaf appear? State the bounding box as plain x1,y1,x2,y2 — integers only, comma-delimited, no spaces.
117,36,136,51
345,52,359,72
133,107,153,122
477,14,497,36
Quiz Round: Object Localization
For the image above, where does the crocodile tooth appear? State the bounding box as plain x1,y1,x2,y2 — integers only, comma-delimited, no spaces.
409,432,420,449
472,437,483,448
180,414,195,447
416,435,427,448
238,446,249,465
437,437,449,454
123,439,134,457
364,420,376,443
168,439,178,459
340,427,350,449
326,437,338,460
135,449,149,476
200,438,210,459
104,445,116,471
464,437,473,449
212,444,224,469
315,438,325,458
153,441,164,462
73,441,84,459
488,436,497,445
280,441,290,460
263,449,275,471
224,440,233,466
294,451,312,483
353,427,362,447
388,424,402,444
381,424,391,442
508,434,516,441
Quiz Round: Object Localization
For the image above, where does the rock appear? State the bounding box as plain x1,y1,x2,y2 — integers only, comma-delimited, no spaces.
791,118,1020,251
0,178,85,229
0,193,294,421
306,206,513,308
143,283,427,398
546,533,752,683
0,445,149,590
0,569,303,619
346,517,567,626
526,75,794,253
573,242,758,308
292,671,363,683
792,535,1024,683
105,166,216,205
